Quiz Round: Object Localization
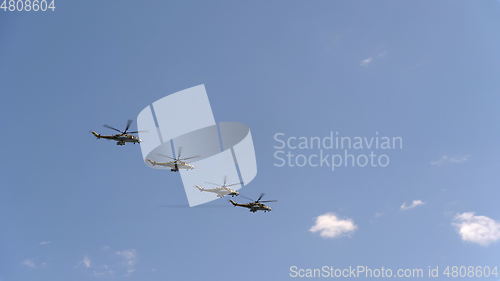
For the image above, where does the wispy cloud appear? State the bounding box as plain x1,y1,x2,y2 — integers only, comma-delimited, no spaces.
21,259,46,269
309,213,357,238
360,57,374,67
400,200,425,211
39,241,51,246
431,155,469,166
92,264,115,278
453,212,500,246
79,248,138,278
81,256,92,268
360,51,387,67
116,249,137,275
22,259,37,269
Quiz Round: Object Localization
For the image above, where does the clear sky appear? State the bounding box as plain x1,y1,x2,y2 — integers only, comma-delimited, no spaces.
1,1,500,280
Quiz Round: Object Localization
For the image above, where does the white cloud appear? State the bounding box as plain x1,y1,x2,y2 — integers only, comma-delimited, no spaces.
400,200,425,211
80,248,138,278
116,249,137,275
309,213,357,238
431,155,469,166
360,57,373,67
360,51,387,67
93,264,115,278
39,241,51,246
22,259,37,269
82,256,92,268
453,212,500,246
116,249,136,262
21,259,46,269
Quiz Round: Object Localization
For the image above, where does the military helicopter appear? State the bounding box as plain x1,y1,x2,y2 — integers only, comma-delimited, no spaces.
146,147,197,172
195,176,241,198
229,193,277,213
91,120,142,146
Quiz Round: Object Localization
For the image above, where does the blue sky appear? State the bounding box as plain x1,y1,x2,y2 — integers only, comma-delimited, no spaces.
1,1,500,280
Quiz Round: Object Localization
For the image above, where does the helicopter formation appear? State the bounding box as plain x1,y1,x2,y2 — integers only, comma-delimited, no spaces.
92,120,277,213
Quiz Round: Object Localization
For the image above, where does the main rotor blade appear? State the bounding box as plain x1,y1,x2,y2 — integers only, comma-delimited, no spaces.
126,130,146,134
176,146,183,159
103,124,122,133
259,200,277,203
223,176,227,186
225,182,241,187
156,153,176,160
160,204,230,209
256,193,264,202
179,155,199,161
204,181,221,186
124,119,132,133
239,195,254,201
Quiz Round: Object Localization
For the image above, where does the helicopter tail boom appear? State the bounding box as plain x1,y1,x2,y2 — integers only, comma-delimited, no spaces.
91,131,101,138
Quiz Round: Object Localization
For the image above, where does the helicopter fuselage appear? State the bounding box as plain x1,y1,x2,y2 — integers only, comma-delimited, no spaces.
229,200,272,212
92,131,141,145
146,159,194,171
195,186,239,198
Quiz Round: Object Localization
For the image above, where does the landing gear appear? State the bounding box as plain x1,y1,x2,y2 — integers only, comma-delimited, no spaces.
116,141,125,146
